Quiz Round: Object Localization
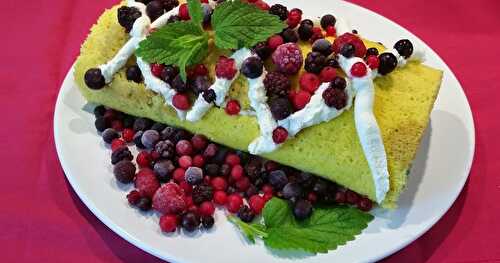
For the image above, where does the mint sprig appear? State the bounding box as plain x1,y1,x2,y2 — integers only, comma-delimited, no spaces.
136,0,286,81
229,198,374,254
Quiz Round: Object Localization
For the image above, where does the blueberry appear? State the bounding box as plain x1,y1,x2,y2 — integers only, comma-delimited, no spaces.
366,47,379,57
378,52,398,75
394,39,413,59
300,19,314,27
182,212,200,232
93,105,106,118
133,131,145,148
137,197,152,211
253,42,272,60
141,130,160,149
331,76,347,90
320,14,336,30
133,117,153,132
293,199,313,220
201,3,213,24
160,65,179,84
154,160,175,182
113,160,136,184
238,205,255,223
326,58,340,68
312,39,332,56
281,28,299,43
102,128,119,144
117,6,142,32
95,117,109,132
84,68,105,90
126,65,143,83
340,43,355,58
167,15,181,24
185,167,204,185
241,57,263,79
111,147,133,165
282,182,303,201
150,122,167,133
201,216,215,229
269,170,288,190
172,75,188,93
146,0,165,22
298,23,313,41
312,178,329,196
122,114,135,128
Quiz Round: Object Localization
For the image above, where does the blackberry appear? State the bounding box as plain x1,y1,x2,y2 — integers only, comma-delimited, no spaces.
320,14,336,30
304,52,326,74
394,39,414,58
172,74,188,92
136,197,152,211
192,185,214,205
326,58,340,68
202,89,216,103
160,126,177,141
111,147,133,165
322,87,347,110
126,65,143,83
281,28,298,43
167,15,181,23
263,72,291,97
366,47,379,57
269,97,293,120
298,23,313,41
340,43,355,58
154,140,175,159
181,212,200,232
84,68,105,90
331,76,347,90
238,205,255,223
146,0,165,22
253,42,272,60
117,6,142,32
269,4,288,21
378,52,398,75
162,0,179,11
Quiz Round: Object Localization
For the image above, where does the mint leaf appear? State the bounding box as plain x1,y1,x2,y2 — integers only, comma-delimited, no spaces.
228,216,268,243
212,0,286,49
187,0,203,27
136,21,209,81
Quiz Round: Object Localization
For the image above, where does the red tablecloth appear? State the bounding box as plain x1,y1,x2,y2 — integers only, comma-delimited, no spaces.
2,0,499,262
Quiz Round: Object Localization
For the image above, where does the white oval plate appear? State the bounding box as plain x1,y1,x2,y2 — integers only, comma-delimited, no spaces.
54,0,475,262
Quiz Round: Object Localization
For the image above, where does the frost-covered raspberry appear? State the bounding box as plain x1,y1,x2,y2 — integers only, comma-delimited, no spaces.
263,71,291,97
272,43,303,75
135,168,161,198
215,56,237,79
152,183,186,215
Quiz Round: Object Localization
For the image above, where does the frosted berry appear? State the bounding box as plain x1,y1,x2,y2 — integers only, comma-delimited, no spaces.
332,33,367,58
154,140,175,159
272,127,288,144
319,66,337,82
178,155,192,169
84,68,105,90
263,71,291,97
181,212,200,232
135,168,161,198
394,39,413,58
267,34,284,50
366,55,380,69
113,160,136,184
133,117,153,132
299,72,321,93
159,214,178,233
172,93,190,110
225,100,241,115
191,134,208,150
152,183,186,214
141,130,160,149
102,128,119,144
271,43,303,75
378,52,398,75
185,166,204,185
241,57,264,79
178,3,190,20
111,146,133,165
283,182,303,201
269,170,288,190
350,62,367,77
154,160,175,182
176,139,193,156
211,177,228,191
292,90,311,110
304,52,326,74
226,194,244,213
322,87,347,110
215,56,237,79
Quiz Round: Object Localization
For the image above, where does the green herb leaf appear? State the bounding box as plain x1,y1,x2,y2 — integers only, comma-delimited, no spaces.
230,198,374,254
212,0,287,49
136,21,209,81
187,0,203,27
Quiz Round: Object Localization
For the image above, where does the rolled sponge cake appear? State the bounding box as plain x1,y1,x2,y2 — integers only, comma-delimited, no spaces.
74,4,442,208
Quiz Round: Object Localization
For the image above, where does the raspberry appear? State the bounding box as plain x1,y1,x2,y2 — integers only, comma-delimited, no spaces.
122,128,135,142
269,97,293,120
235,177,251,192
319,66,337,82
350,62,367,77
253,0,270,11
309,27,324,44
127,190,141,205
231,165,244,180
248,195,265,214
178,155,192,169
111,139,126,152
192,154,205,168
136,151,152,168
215,56,237,79
191,134,208,150
366,55,380,69
267,35,284,50
176,139,193,156
178,3,190,20
199,201,215,216
271,43,303,75
263,71,291,97
292,90,311,110
159,214,178,232
304,52,326,74
299,72,321,93
135,168,160,198
263,193,273,201
173,167,186,183
213,191,228,205
152,183,186,215
184,195,194,207
211,177,228,191
225,100,241,115
286,8,302,28
322,87,347,110
272,126,288,144
192,185,214,205
172,93,190,110
226,194,244,213
332,33,367,58
326,26,336,37
225,154,240,166
194,64,208,76
151,63,164,78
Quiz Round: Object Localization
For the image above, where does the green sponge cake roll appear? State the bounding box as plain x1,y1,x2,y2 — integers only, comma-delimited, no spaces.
74,4,442,208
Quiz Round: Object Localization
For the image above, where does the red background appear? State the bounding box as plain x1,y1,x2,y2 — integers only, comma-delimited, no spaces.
2,0,499,262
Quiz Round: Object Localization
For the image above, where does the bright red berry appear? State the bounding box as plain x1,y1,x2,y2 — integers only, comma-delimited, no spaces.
111,138,126,152
127,190,141,205
211,177,228,191
247,0,258,2
178,155,193,169
226,194,243,213
122,128,135,142
312,27,322,35
159,214,178,232
173,168,186,183
366,55,380,69
200,0,209,3
178,3,190,20
350,62,367,77
184,195,194,207
254,0,270,10
213,190,228,205
231,165,244,180
307,192,318,204
267,35,284,50
292,90,311,110
326,26,336,37
192,154,205,168
179,180,193,195
135,168,160,198
187,205,199,214
150,150,160,161
152,183,186,214
272,126,288,144
262,184,274,195
235,177,250,192
194,64,208,76
263,193,273,201
319,66,337,82
287,9,302,28
151,63,164,78
249,195,265,214
199,201,215,216
299,72,321,93
111,120,124,131
225,154,241,166
172,93,190,110
332,33,367,58
136,151,151,168
215,56,237,79
225,100,241,115
191,134,208,150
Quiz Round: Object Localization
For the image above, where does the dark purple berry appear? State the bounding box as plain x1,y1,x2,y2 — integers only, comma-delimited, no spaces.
202,89,216,103
378,52,398,75
281,28,298,43
154,160,175,182
141,130,160,149
201,3,213,25
162,0,179,11
154,140,175,159
394,39,413,59
160,65,179,84
191,75,211,95
94,105,106,118
298,23,313,41
102,128,119,144
269,97,292,120
111,146,133,165
269,170,288,190
366,47,379,57
167,15,180,23
263,71,291,97
241,57,263,79
204,163,220,177
304,52,326,74
238,205,255,223
322,87,347,110
320,14,336,30
185,167,204,185
133,118,153,132
113,160,136,183
282,182,303,201
137,197,152,211
172,75,188,92
126,65,143,83
312,39,332,56
340,43,355,58
95,117,109,132
150,122,167,133
117,6,142,32
293,199,313,220
201,215,215,229
269,4,288,20
192,185,213,205
331,76,347,90
326,58,340,68
160,126,176,141
182,212,200,232
84,68,105,90
253,41,272,60
146,0,165,22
